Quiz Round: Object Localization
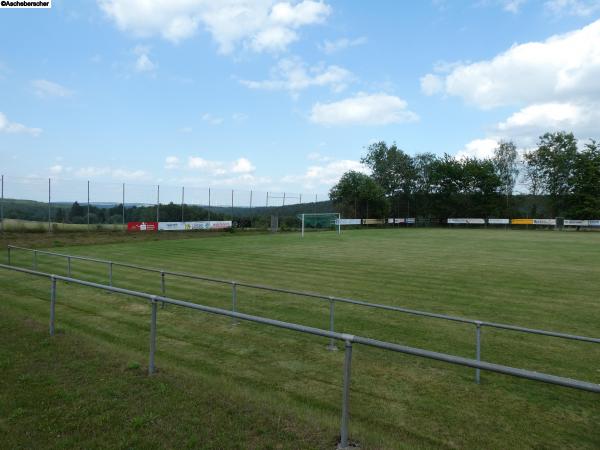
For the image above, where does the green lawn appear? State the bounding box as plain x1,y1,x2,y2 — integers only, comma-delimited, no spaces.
1,228,599,449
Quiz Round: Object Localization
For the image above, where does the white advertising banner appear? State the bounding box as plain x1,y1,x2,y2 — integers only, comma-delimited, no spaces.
448,218,485,224
387,218,406,224
336,218,361,225
406,218,415,224
488,218,510,225
533,219,556,226
159,221,232,231
564,220,589,226
588,220,600,227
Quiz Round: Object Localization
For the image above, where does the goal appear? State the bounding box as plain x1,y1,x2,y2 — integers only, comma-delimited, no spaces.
299,213,341,237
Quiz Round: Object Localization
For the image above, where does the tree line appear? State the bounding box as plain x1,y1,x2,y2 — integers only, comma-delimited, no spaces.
330,132,600,220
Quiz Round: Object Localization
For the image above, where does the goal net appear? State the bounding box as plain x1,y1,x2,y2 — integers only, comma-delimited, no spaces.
299,213,341,237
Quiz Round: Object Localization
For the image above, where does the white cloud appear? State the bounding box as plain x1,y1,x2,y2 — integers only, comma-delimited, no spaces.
420,73,443,96
231,157,255,173
545,0,600,16
133,45,157,72
49,165,63,174
310,92,419,126
202,113,224,125
165,156,180,169
282,159,369,189
0,112,42,136
98,0,331,53
307,151,332,162
422,19,600,109
74,166,151,181
318,36,367,54
31,79,73,98
503,0,526,13
240,56,353,95
456,138,499,160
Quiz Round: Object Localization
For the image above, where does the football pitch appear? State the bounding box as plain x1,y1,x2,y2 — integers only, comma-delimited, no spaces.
1,228,599,449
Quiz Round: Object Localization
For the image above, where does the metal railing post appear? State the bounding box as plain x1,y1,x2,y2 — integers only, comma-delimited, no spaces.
49,276,56,336
231,282,238,325
149,297,158,375
475,322,482,384
160,271,166,308
339,338,353,449
33,250,37,270
67,256,72,278
7,246,11,265
327,297,337,351
108,262,113,286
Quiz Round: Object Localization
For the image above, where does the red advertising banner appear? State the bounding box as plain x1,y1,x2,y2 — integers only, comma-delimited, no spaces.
127,221,158,232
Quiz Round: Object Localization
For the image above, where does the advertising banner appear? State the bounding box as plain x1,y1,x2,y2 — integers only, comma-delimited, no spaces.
448,218,485,224
488,218,510,225
387,218,406,224
533,218,556,226
127,222,158,231
589,220,600,227
337,219,361,225
512,218,533,225
564,220,589,226
159,221,232,231
406,218,416,224
362,218,384,225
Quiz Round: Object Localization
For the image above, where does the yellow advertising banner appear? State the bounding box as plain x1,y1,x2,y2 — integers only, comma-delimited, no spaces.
512,218,534,225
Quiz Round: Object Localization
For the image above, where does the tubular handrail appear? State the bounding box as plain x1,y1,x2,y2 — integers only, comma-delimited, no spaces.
1,262,599,393
7,245,600,345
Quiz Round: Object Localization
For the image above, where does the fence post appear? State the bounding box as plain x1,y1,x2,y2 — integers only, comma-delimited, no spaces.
33,250,37,270
149,297,158,375
231,282,238,325
49,276,56,336
7,246,11,265
339,338,353,449
475,322,482,384
108,262,113,286
67,256,72,277
48,177,51,232
160,271,166,308
327,297,337,351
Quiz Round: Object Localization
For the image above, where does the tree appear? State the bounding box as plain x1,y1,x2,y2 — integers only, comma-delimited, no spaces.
329,171,389,218
361,141,416,196
524,132,578,216
571,139,600,218
493,140,519,210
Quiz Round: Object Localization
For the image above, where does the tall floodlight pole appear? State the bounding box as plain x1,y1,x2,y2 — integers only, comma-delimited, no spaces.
181,186,184,223
156,185,160,223
48,178,51,232
266,192,269,207
0,174,4,234
87,180,90,230
122,183,125,227
282,192,286,207
299,193,302,204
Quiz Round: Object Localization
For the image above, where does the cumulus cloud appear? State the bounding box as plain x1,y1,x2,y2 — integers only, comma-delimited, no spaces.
240,56,353,95
310,92,418,126
455,138,499,160
186,156,257,176
98,0,331,53
165,156,180,169
502,0,526,13
32,79,73,98
422,19,600,109
318,36,367,54
282,159,369,189
0,112,42,136
420,73,443,96
201,113,224,125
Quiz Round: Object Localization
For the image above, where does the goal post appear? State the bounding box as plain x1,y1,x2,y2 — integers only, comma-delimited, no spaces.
300,212,341,237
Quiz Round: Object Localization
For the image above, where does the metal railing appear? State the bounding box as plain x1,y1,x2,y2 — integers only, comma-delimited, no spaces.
7,245,600,386
0,263,599,449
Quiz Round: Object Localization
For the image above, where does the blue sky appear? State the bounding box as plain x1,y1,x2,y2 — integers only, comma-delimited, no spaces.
1,0,599,201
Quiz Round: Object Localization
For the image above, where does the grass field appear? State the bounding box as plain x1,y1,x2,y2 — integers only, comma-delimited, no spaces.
1,228,599,449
